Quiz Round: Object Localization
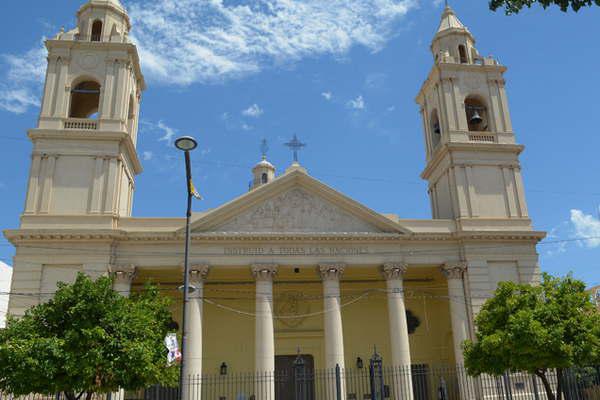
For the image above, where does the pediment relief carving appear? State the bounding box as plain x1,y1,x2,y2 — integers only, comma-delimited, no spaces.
211,188,382,233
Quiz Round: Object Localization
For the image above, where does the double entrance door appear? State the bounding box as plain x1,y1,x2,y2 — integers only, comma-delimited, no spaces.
275,354,315,400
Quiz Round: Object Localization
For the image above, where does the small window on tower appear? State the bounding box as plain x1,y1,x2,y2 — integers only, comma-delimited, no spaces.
91,20,103,42
261,173,268,184
465,96,489,132
458,45,468,64
430,109,441,149
69,81,101,119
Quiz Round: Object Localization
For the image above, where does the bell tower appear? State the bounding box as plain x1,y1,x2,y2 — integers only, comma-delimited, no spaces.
22,0,145,229
416,6,531,230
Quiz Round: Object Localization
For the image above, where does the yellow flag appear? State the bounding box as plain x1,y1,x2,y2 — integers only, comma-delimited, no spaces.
189,180,203,200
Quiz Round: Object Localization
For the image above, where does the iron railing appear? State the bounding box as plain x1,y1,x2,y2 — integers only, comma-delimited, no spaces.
2,365,599,400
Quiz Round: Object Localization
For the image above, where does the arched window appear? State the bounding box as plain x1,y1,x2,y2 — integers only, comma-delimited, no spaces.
464,96,489,132
69,81,101,119
430,109,441,149
261,173,268,184
91,20,103,41
458,45,468,64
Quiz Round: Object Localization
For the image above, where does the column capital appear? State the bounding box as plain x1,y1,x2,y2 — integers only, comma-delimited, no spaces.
251,264,278,281
441,262,467,280
109,264,136,284
189,264,210,283
318,263,345,281
382,263,408,280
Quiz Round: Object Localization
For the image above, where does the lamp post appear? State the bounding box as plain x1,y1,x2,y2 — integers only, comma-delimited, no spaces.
175,136,198,400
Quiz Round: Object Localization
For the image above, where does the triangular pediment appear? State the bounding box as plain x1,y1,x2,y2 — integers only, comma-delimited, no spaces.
187,169,410,235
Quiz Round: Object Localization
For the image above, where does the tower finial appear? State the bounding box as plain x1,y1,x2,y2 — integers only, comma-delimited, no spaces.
260,138,269,160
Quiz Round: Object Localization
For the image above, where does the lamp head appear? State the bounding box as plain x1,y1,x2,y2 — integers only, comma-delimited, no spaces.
175,136,198,152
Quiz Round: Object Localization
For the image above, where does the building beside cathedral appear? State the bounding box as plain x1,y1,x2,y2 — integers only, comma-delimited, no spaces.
4,0,545,398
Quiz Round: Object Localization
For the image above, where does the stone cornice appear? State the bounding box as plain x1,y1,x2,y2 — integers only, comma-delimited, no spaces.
3,228,546,244
421,142,525,180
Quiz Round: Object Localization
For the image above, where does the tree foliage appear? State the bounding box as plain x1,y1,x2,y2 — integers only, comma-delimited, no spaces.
490,0,600,14
0,273,178,399
464,273,600,400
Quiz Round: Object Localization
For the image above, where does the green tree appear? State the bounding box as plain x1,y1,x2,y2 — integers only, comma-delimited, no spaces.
464,273,600,400
490,0,600,14
0,273,178,400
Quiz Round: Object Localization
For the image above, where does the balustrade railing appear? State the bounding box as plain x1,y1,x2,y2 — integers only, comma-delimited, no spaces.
468,132,496,143
64,118,98,130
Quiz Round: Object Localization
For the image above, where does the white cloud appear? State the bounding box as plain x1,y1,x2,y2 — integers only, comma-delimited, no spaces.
0,261,12,328
142,151,154,161
0,44,47,114
570,209,600,248
128,0,416,85
242,103,264,118
321,91,333,101
347,95,365,110
157,121,178,144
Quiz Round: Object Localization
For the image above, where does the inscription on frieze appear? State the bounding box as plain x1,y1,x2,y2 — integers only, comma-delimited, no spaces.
223,246,370,256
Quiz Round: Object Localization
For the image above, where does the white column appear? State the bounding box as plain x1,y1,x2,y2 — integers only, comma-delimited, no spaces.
252,264,278,400
441,263,470,365
319,263,346,400
442,263,473,400
184,265,210,400
382,263,414,400
110,265,136,400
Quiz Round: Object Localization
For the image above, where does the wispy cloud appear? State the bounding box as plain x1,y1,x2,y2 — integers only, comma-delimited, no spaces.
142,151,154,161
242,103,264,118
321,91,333,101
570,209,600,248
140,120,180,146
128,0,417,85
0,44,47,114
347,95,365,110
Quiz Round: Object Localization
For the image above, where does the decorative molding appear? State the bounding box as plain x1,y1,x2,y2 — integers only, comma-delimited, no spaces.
318,263,346,281
441,262,467,280
251,264,278,281
382,263,408,280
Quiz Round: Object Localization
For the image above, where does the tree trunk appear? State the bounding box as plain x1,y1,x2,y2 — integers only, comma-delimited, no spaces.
85,392,93,400
535,370,556,400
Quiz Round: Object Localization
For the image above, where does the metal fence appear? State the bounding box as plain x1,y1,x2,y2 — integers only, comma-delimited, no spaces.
2,365,599,400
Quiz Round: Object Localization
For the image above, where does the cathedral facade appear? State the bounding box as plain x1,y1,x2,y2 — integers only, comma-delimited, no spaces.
4,0,545,397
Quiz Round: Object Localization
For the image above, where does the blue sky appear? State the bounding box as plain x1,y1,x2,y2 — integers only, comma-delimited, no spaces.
0,0,599,287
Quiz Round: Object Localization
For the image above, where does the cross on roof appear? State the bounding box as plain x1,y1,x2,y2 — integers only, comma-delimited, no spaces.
284,134,306,164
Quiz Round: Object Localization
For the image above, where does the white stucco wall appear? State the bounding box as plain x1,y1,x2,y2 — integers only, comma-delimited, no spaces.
0,261,12,328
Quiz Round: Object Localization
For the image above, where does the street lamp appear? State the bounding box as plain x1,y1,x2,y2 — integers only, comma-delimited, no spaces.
175,135,198,400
